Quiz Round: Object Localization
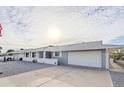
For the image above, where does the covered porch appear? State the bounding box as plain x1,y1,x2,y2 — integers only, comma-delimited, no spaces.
22,51,61,65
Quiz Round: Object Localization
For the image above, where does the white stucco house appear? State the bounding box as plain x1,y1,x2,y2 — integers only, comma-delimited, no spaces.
7,41,124,69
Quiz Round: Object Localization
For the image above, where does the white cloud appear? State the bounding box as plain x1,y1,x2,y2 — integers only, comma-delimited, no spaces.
0,6,124,52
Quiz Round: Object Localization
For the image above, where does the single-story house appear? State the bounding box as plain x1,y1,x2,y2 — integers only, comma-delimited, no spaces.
9,41,124,69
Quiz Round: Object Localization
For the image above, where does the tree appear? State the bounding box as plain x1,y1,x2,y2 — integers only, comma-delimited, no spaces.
6,49,15,56
0,46,2,53
109,47,124,61
6,49,15,53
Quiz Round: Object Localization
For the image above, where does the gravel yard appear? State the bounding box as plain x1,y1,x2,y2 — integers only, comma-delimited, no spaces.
0,61,54,78
110,71,124,87
109,60,124,87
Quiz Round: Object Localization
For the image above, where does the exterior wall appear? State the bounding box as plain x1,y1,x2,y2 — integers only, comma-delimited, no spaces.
23,57,58,65
11,49,109,69
13,53,24,60
105,49,109,69
0,56,4,61
0,54,23,61
13,55,19,60
101,49,107,69
58,51,68,65
57,49,108,69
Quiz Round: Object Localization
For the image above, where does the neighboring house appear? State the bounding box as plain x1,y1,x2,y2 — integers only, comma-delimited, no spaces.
0,52,21,61
9,41,124,69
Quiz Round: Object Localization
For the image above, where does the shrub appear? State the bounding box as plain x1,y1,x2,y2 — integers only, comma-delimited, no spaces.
32,59,37,63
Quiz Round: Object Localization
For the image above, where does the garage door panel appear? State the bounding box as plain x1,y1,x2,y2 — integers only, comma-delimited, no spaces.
68,51,102,68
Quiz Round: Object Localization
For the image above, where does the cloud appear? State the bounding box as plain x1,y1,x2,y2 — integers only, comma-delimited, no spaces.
0,6,124,52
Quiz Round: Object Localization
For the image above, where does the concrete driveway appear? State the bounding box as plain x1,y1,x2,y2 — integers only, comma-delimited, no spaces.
0,65,113,87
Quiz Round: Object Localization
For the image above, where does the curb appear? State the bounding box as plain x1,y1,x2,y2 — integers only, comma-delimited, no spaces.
107,71,114,87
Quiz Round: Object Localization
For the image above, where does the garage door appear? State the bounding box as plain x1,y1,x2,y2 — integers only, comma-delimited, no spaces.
68,51,102,68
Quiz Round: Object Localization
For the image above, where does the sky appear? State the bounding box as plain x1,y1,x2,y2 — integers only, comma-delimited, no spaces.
0,6,124,52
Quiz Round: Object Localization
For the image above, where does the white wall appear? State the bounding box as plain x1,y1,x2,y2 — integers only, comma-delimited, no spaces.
10,53,24,61
23,57,58,65
68,51,102,68
0,57,4,61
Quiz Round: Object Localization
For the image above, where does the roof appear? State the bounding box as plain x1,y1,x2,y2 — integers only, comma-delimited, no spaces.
17,41,124,53
102,44,124,48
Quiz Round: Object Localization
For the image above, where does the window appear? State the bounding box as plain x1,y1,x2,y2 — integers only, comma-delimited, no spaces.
55,52,60,57
45,51,52,58
39,51,43,58
32,52,36,58
25,53,29,57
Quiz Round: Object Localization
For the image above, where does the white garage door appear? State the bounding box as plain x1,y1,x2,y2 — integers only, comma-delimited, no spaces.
68,51,102,68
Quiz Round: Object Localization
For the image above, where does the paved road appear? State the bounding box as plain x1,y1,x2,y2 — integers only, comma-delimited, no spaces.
0,61,54,78
110,71,124,87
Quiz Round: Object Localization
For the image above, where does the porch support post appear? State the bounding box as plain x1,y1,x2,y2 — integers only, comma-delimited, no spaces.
43,51,46,58
30,52,32,58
